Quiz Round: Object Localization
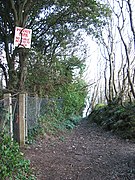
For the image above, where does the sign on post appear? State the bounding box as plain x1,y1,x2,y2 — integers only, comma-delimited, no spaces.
14,27,32,49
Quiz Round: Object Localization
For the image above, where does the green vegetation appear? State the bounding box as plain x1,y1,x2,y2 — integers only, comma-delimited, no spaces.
60,80,87,117
0,132,35,180
26,55,87,141
89,103,135,140
27,90,85,142
26,54,87,97
0,0,111,178
39,114,81,135
0,0,110,91
28,114,82,143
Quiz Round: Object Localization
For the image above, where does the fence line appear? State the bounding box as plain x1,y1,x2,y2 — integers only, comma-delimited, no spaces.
26,95,63,130
0,98,5,132
4,93,13,139
0,93,63,146
0,93,19,142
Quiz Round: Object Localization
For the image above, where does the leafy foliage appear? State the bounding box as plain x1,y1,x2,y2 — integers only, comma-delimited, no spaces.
0,132,35,179
94,103,107,110
0,0,110,91
31,0,111,53
25,54,86,95
29,82,87,139
37,111,82,136
27,123,44,144
61,80,87,117
89,103,135,139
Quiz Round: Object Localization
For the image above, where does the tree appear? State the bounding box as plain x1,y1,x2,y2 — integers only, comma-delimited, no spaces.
0,0,40,90
25,53,85,96
116,0,135,99
98,17,117,104
0,0,110,92
85,0,135,112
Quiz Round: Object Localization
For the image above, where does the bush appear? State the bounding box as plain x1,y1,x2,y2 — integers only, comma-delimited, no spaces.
89,103,135,139
26,80,86,140
37,110,82,137
0,132,35,180
27,123,45,144
61,80,87,117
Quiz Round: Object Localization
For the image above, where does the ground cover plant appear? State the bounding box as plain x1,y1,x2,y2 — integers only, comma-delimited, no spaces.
0,131,36,180
28,107,82,143
89,103,135,139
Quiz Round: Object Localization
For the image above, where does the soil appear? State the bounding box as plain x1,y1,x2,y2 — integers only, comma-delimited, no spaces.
23,119,135,180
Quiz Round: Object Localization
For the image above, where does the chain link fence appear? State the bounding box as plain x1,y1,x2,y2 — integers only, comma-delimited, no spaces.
0,94,19,140
26,95,63,131
12,97,19,142
0,93,63,144
0,99,6,132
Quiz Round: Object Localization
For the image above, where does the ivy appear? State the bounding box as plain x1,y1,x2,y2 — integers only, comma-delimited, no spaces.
0,132,36,180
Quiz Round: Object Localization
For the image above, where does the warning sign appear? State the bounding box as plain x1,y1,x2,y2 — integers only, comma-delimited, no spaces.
14,27,32,49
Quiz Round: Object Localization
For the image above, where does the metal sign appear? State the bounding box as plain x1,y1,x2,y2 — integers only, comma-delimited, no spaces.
14,27,32,49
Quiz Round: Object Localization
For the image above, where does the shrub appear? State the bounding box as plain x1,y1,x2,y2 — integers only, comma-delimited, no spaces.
37,110,82,136
89,103,135,139
0,132,35,180
61,80,87,117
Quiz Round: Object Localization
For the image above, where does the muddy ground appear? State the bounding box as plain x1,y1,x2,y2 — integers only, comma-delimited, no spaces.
24,119,135,180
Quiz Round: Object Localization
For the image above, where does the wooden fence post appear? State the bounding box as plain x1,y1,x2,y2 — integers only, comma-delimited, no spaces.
4,93,13,139
35,94,39,120
19,93,25,146
25,93,28,141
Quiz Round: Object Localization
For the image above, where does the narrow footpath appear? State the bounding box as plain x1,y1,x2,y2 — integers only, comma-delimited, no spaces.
24,119,135,180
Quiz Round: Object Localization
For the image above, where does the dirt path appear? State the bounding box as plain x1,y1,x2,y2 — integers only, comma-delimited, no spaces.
24,119,135,180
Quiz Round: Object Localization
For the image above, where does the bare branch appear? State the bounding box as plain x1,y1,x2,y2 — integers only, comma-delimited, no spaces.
127,0,135,49
10,0,18,25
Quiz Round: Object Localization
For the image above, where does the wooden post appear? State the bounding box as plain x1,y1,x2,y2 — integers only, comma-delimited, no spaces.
35,94,39,120
25,93,28,141
19,93,25,146
4,93,13,139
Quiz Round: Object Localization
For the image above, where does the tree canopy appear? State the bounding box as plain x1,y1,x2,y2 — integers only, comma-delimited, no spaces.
0,0,110,92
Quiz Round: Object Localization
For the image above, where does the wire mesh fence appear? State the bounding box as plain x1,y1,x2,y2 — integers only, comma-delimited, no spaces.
0,99,7,132
0,93,63,144
12,97,19,142
26,95,40,130
26,95,63,131
0,94,19,140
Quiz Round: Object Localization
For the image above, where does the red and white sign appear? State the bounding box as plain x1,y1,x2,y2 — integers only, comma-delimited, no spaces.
14,27,32,49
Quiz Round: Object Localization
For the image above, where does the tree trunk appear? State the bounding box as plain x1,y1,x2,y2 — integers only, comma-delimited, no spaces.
17,48,28,91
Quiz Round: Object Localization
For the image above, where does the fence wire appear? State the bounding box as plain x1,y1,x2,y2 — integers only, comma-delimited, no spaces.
12,97,19,141
0,94,63,141
0,99,6,132
26,96,40,130
0,95,19,139
26,96,63,130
